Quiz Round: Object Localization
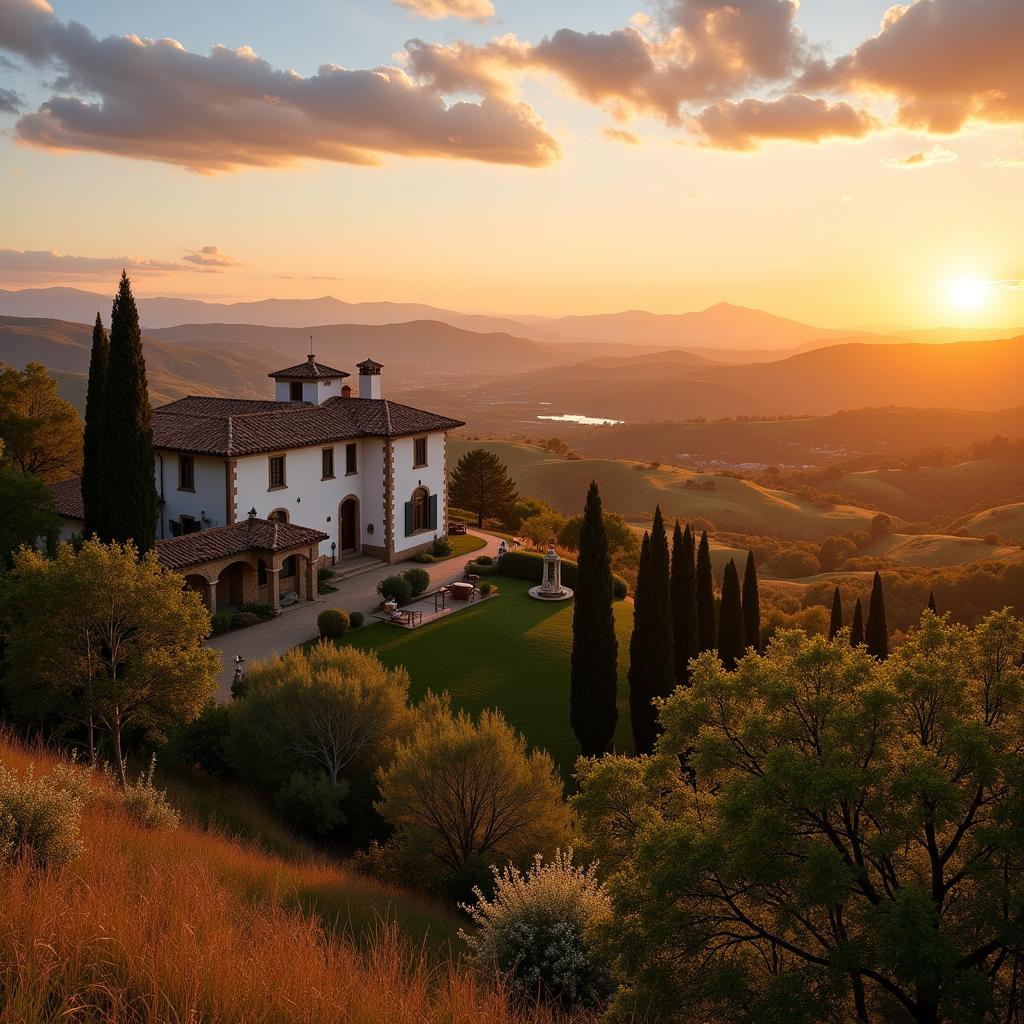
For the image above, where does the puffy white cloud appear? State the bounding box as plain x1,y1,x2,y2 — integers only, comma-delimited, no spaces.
182,245,241,268
393,0,494,20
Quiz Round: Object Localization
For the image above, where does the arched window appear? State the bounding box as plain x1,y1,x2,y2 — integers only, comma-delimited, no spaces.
281,555,297,579
268,508,289,524
411,487,429,533
341,384,352,399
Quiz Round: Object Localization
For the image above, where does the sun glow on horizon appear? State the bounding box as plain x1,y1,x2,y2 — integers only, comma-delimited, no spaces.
947,275,991,313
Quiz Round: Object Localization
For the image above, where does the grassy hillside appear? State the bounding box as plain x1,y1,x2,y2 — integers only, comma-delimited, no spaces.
961,502,1024,543
0,733,555,1024
453,439,878,541
860,533,1024,568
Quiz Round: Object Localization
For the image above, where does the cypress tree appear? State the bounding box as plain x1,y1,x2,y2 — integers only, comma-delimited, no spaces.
741,550,760,653
82,312,109,538
928,591,937,614
628,507,675,755
850,598,865,647
570,481,618,756
829,586,843,640
865,570,889,660
101,272,157,551
671,521,698,685
696,530,716,653
717,560,745,671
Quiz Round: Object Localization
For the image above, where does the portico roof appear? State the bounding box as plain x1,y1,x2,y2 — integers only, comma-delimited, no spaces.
156,518,329,571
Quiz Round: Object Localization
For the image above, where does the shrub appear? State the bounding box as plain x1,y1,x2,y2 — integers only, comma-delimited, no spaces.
317,567,334,584
461,851,614,1009
377,574,413,605
275,772,348,837
121,757,180,831
413,552,435,563
240,602,275,619
403,567,430,597
211,610,233,636
0,761,84,868
466,559,500,576
430,536,453,557
349,610,365,629
163,702,233,777
475,555,494,566
499,550,628,599
317,608,350,639
479,580,495,596
231,611,261,629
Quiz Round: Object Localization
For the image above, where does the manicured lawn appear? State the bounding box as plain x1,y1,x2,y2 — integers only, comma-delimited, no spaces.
434,532,486,560
339,577,634,780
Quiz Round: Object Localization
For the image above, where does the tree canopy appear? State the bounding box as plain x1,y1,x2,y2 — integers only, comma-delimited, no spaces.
575,611,1024,1023
0,451,58,567
448,448,518,528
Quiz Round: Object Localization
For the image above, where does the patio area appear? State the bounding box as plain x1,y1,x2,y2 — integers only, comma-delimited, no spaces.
372,582,493,629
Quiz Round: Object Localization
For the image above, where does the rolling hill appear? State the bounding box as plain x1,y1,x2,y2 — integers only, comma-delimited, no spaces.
451,439,879,540
860,532,1024,568
960,503,1024,543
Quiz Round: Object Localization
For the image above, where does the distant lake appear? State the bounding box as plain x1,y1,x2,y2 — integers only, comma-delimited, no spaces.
538,413,623,426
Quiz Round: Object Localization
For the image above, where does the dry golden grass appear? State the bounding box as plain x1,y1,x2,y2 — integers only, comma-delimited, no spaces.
0,735,562,1024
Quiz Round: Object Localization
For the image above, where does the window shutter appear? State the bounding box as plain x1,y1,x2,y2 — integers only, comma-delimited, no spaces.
428,493,438,530
405,501,414,537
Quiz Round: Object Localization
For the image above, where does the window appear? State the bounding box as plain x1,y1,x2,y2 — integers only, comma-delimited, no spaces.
180,514,198,535
341,385,352,399
412,487,429,532
281,555,297,579
322,447,335,479
289,381,303,402
178,454,195,491
345,443,357,475
414,436,428,468
268,455,286,490
268,508,289,524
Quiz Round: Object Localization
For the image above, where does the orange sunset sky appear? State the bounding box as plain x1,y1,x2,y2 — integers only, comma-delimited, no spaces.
0,0,1022,327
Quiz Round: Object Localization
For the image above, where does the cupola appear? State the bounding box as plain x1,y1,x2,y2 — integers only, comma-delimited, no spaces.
268,353,350,405
357,357,384,400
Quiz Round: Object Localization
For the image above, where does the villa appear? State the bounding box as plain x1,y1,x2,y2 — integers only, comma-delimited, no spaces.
51,355,465,613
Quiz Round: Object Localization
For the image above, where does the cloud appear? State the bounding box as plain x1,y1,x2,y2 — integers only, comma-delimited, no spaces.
0,86,23,113
393,0,494,20
0,248,191,277
183,245,241,268
985,154,1024,168
881,143,958,169
801,0,1024,133
0,0,558,172
692,94,878,151
601,126,639,145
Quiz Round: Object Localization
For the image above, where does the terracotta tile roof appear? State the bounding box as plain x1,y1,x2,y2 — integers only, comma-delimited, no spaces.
269,356,349,380
156,518,329,571
356,357,384,373
152,395,464,457
49,476,84,520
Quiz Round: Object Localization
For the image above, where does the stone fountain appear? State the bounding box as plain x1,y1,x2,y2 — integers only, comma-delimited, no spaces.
528,547,574,602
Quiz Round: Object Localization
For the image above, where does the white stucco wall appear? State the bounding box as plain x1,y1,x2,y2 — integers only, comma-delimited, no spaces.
155,451,229,538
391,432,447,555
274,377,347,404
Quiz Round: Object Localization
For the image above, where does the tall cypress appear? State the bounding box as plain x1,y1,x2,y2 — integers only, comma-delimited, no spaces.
570,482,619,756
865,570,889,660
829,586,843,640
741,550,760,653
82,312,109,538
101,272,157,551
717,560,745,671
696,530,716,653
928,591,937,614
671,521,699,685
850,598,865,647
628,508,675,755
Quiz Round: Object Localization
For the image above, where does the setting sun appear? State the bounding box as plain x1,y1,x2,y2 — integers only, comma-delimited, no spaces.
948,275,990,312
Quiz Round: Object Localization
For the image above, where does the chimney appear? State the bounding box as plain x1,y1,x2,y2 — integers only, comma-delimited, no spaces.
356,357,383,400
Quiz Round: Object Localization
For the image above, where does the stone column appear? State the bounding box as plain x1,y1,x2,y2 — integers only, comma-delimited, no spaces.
206,578,219,613
306,547,318,601
266,566,281,612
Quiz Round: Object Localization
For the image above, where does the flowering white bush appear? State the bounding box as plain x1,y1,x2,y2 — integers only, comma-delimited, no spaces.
120,756,180,830
0,761,84,868
461,850,614,1008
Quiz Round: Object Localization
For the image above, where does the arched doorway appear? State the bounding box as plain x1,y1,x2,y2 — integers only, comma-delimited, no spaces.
216,561,251,609
339,496,359,556
184,573,211,609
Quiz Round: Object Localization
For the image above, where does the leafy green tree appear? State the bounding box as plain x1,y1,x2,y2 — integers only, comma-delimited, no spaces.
570,482,618,756
741,550,760,652
696,529,716,653
671,521,698,685
376,695,570,886
560,509,640,568
519,509,568,547
99,273,157,550
448,448,518,527
575,612,1024,1024
1,539,216,775
0,362,82,482
716,559,745,671
82,312,109,538
850,597,864,646
0,456,58,567
866,570,889,660
628,508,675,754
829,585,843,640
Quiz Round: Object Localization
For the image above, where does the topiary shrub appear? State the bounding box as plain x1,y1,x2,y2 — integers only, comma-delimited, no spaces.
275,772,348,837
317,608,350,639
413,552,435,563
349,610,365,629
210,610,232,636
0,762,84,868
430,536,453,557
377,574,413,605
461,851,614,1010
403,567,430,597
499,551,628,599
466,559,500,576
121,756,180,830
475,555,494,566
479,580,495,597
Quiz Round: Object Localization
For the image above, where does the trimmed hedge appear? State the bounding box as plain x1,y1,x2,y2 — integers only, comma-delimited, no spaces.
499,550,628,599
317,608,350,639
